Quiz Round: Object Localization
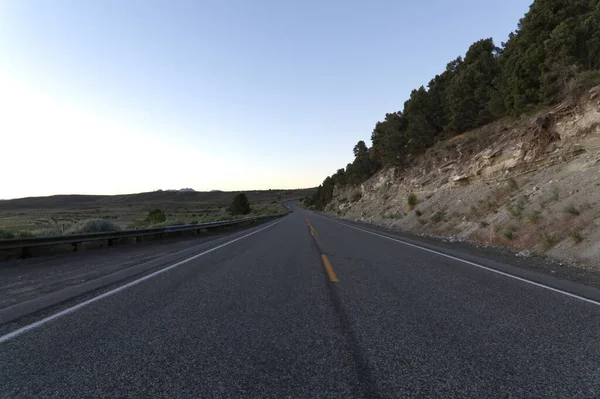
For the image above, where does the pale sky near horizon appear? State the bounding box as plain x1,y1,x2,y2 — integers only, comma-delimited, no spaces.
1,0,532,199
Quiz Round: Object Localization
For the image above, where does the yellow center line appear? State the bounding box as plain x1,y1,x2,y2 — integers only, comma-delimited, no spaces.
305,216,335,281
320,254,339,283
304,217,318,236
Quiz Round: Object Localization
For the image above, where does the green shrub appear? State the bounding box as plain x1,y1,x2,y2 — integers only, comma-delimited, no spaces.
430,210,445,223
230,193,251,215
351,192,362,202
407,193,418,210
415,209,423,217
188,219,199,225
66,219,122,234
479,221,490,228
503,231,515,240
147,209,166,224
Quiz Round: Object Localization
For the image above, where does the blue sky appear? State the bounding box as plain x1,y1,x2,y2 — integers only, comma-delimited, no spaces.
1,0,532,199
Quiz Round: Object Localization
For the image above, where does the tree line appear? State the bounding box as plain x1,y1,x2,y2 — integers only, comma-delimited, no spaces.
307,0,600,210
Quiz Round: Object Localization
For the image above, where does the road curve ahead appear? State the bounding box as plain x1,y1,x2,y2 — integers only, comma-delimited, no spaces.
2,203,600,398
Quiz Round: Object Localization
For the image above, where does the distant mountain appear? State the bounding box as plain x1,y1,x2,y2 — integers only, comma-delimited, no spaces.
162,188,197,192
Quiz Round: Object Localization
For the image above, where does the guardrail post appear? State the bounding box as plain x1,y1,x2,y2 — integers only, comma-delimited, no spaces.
108,238,114,247
136,236,142,243
72,242,78,252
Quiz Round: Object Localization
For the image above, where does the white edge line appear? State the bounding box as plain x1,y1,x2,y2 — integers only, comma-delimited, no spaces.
326,216,600,307
0,217,286,344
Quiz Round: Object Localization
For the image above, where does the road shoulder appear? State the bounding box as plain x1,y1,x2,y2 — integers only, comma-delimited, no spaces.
313,211,600,302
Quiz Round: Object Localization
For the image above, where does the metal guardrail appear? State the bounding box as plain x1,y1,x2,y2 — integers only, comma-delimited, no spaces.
0,213,287,254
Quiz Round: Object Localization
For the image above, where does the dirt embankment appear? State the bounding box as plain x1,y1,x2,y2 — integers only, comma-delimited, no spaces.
326,89,600,268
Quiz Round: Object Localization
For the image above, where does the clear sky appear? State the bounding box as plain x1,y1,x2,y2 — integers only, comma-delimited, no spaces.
1,0,533,199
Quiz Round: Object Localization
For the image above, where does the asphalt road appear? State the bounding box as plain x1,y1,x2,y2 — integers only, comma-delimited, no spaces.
2,203,600,398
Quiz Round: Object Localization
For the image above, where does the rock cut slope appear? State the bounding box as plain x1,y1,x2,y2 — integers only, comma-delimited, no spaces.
326,89,600,266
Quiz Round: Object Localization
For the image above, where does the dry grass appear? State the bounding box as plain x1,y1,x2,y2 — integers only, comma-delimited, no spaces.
570,230,583,244
527,211,542,225
507,196,528,219
0,189,308,236
539,230,559,250
564,204,580,216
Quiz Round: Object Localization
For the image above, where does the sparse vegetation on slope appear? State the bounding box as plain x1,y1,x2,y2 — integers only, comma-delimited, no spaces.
306,0,600,212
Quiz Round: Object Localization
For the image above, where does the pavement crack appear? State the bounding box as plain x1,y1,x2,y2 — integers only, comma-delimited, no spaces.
325,280,381,399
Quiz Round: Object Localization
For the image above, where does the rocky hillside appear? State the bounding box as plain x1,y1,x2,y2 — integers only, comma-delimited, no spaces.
324,89,600,266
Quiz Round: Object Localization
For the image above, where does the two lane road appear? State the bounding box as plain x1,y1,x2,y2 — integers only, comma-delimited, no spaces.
2,205,600,398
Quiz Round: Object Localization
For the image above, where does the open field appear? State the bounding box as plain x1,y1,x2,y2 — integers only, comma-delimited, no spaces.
0,189,314,236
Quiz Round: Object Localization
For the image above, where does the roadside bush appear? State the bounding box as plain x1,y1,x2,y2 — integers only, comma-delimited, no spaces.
407,193,418,210
503,231,515,240
351,192,362,202
66,219,122,234
230,193,251,216
415,209,423,217
430,210,445,223
147,209,166,224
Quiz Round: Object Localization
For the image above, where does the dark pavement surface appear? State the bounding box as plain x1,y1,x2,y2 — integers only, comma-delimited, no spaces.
2,203,600,398
0,226,262,310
